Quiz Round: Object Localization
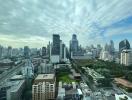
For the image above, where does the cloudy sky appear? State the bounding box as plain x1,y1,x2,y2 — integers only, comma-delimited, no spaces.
0,0,132,48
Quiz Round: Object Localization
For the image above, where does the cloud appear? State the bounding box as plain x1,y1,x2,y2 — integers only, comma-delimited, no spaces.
0,0,132,48
0,34,50,48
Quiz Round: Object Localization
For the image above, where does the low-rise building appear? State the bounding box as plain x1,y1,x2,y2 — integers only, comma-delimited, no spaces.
57,82,65,100
51,55,60,63
38,63,54,74
0,75,25,100
114,78,132,91
7,80,25,100
115,94,132,100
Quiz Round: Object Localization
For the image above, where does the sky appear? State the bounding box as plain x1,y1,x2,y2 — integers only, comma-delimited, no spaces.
0,0,132,48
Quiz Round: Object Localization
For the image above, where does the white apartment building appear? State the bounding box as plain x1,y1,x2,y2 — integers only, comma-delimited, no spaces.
32,74,56,100
120,49,132,66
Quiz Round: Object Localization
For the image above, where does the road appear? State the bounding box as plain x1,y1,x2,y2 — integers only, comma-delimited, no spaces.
0,61,25,88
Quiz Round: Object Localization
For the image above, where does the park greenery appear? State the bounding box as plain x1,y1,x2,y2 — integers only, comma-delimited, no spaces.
56,67,77,83
71,59,132,87
73,59,132,78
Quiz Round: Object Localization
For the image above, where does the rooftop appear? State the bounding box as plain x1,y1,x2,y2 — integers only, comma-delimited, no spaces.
35,74,55,80
115,94,132,100
114,78,132,88
10,75,24,80
7,80,25,93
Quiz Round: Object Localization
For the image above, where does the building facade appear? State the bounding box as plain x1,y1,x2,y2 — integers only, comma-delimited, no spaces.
32,74,56,100
119,39,130,53
0,45,3,58
38,63,54,74
120,49,132,66
42,47,46,56
52,34,60,55
7,46,12,58
70,34,79,57
24,46,30,58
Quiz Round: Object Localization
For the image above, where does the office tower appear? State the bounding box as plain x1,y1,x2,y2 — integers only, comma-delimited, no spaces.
42,47,46,56
60,41,66,59
62,44,66,59
60,40,62,59
52,34,60,55
97,44,102,57
104,43,109,51
60,42,67,61
0,45,3,58
32,74,56,100
70,34,79,56
90,44,94,49
109,40,115,55
119,39,130,53
120,49,132,66
47,41,51,59
66,47,69,58
24,46,30,58
12,48,19,57
7,46,12,57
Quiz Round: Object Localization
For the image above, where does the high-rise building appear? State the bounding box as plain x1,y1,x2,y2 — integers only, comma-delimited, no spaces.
70,34,79,56
97,44,102,57
62,43,66,59
24,46,30,58
7,46,12,57
119,39,130,53
32,74,56,100
0,45,3,58
120,49,132,66
52,34,60,55
47,41,52,60
60,42,67,61
60,40,62,60
42,47,46,56
104,43,109,51
109,40,115,55
12,48,19,57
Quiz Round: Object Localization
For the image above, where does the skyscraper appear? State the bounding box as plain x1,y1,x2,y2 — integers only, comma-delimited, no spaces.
0,45,3,58
24,46,30,58
7,46,12,57
104,43,109,51
60,43,66,61
109,40,115,55
97,44,102,58
52,34,60,55
119,39,130,53
42,46,46,56
62,43,65,59
47,41,51,59
70,34,79,56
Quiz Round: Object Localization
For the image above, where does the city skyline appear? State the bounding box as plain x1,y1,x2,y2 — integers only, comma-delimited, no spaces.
1,1,132,100
0,0,132,48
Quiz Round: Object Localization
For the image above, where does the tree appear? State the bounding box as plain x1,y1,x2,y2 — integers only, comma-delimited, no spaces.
97,78,112,87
